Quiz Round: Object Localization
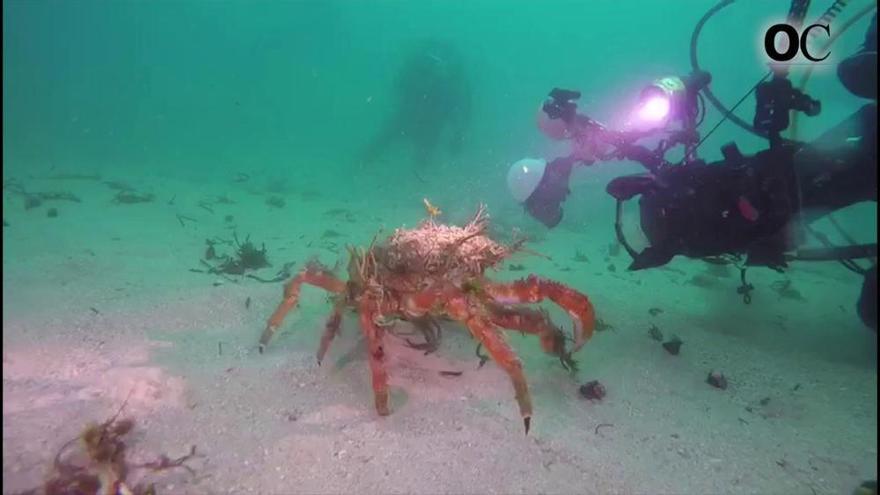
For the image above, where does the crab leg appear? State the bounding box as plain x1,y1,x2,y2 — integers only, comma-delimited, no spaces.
486,304,577,371
358,297,391,416
447,296,533,434
316,301,345,365
484,275,596,352
260,263,346,353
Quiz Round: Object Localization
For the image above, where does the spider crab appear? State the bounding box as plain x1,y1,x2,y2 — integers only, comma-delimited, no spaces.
259,203,596,433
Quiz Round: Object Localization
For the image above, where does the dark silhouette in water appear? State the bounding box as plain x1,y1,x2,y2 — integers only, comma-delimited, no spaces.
361,39,471,169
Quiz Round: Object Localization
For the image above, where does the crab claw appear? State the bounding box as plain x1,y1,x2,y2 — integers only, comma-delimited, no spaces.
539,279,595,352
486,275,596,352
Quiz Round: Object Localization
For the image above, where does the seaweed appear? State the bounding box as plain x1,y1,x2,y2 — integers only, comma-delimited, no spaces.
403,316,443,355
19,397,197,495
197,233,271,276
4,178,26,194
573,250,589,262
265,196,285,209
299,189,322,201
113,191,155,204
595,318,615,332
176,214,197,228
265,179,288,195
24,195,42,210
103,181,135,191
204,240,217,260
5,182,81,209
323,208,356,224
320,240,339,253
216,234,270,274
23,192,82,210
45,173,102,181
37,191,82,203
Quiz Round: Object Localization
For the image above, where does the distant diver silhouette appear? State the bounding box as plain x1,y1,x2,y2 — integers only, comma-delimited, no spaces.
360,39,471,171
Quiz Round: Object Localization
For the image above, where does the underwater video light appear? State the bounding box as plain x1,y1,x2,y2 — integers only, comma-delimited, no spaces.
635,95,672,124
631,76,687,130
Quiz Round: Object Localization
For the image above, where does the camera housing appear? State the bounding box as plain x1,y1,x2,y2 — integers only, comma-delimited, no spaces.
608,143,802,271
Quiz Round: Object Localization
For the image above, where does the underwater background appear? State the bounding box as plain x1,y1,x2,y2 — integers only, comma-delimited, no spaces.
3,1,877,494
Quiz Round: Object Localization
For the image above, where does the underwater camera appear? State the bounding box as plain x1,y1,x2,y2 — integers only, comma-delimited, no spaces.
515,0,877,282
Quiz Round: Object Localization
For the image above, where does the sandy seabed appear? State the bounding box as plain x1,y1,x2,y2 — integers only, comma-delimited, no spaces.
3,172,877,494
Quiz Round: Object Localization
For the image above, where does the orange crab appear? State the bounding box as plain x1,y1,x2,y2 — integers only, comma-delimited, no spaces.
259,204,596,433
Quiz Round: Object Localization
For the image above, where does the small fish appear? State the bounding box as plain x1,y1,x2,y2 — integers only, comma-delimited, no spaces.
423,198,441,218
737,196,760,222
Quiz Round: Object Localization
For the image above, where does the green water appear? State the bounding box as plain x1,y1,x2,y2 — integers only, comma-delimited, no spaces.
4,1,876,225
2,1,877,494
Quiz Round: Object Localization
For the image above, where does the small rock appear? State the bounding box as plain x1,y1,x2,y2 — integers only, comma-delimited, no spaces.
47,208,59,218
662,336,683,355
707,370,728,390
579,380,606,401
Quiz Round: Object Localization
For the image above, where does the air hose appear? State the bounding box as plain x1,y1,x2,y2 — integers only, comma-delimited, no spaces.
788,1,877,273
689,0,760,137
790,1,877,140
689,0,877,272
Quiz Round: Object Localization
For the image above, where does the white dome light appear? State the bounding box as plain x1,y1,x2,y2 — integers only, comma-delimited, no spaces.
507,158,546,203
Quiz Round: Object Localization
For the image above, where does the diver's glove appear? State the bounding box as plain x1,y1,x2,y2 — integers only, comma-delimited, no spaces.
838,13,877,99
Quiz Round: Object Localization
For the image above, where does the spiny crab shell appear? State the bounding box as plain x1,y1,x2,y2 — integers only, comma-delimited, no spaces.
362,204,514,292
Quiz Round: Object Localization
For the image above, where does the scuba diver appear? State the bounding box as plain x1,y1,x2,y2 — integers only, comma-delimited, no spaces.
507,6,877,332
360,39,471,170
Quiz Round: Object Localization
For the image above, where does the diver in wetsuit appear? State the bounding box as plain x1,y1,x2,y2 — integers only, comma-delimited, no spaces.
360,39,471,169
511,13,877,332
